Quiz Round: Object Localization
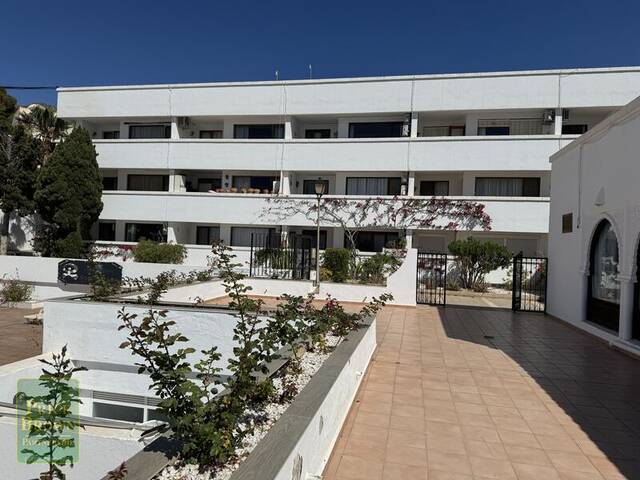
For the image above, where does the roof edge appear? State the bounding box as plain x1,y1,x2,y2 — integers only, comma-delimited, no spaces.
56,66,640,93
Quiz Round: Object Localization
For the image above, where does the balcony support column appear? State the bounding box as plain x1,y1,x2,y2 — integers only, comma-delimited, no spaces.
219,225,232,246
405,229,414,249
407,172,416,196
279,171,291,195
465,113,479,136
284,117,293,139
170,117,180,140
410,113,419,138
554,108,563,136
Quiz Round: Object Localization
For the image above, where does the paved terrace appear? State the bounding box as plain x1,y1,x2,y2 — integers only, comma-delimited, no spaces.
324,306,640,480
0,308,42,365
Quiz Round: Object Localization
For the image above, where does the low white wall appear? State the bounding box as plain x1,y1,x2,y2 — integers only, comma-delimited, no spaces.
0,417,144,480
270,318,376,480
0,255,210,300
43,300,248,375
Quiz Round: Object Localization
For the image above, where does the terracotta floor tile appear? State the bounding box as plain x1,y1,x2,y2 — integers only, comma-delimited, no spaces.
464,439,508,460
386,444,428,467
512,463,561,480
535,434,583,453
426,433,468,455
469,456,517,479
427,451,473,475
335,454,384,479
388,429,427,450
497,429,539,447
382,462,428,480
503,445,551,466
462,425,501,443
546,451,601,474
390,414,426,433
354,411,391,428
427,471,474,480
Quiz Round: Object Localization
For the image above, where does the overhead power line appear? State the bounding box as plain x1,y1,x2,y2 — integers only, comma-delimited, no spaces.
0,85,59,90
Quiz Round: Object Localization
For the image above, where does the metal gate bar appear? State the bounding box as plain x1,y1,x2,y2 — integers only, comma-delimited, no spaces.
512,253,547,313
416,253,447,305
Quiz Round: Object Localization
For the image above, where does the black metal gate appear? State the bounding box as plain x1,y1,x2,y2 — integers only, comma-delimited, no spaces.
511,254,548,313
416,252,447,305
249,232,314,280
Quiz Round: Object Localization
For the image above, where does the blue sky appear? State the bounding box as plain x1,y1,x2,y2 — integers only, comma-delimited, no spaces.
3,0,640,106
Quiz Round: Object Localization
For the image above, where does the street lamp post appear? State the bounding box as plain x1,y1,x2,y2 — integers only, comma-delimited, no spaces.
313,180,326,287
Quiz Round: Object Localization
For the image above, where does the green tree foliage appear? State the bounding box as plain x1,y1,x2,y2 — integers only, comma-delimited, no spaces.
18,346,86,480
448,237,512,289
118,243,391,469
17,105,68,161
133,240,187,264
321,248,351,283
0,100,41,254
34,127,103,257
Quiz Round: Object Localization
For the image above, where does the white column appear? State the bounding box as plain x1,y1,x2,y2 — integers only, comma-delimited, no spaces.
337,118,350,138
577,268,589,325
554,108,563,136
410,113,419,138
618,274,635,341
223,119,234,139
407,172,416,196
166,224,178,243
119,121,128,139
219,225,232,246
284,117,293,139
465,113,479,136
461,172,475,196
332,227,345,248
405,229,414,249
115,221,126,242
221,171,232,190
170,117,180,139
279,171,291,195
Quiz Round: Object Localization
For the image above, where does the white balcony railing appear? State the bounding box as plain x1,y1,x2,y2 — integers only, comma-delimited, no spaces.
100,191,550,233
93,136,578,172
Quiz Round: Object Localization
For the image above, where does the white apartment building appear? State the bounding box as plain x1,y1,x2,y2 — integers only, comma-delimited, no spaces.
55,67,640,258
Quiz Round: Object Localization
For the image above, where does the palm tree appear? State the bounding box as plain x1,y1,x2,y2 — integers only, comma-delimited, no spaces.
17,105,68,162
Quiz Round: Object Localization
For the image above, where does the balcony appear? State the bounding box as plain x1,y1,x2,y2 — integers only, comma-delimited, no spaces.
100,191,549,233
93,136,577,173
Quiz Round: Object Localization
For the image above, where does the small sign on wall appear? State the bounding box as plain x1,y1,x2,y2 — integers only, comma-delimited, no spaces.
562,213,573,233
57,259,123,285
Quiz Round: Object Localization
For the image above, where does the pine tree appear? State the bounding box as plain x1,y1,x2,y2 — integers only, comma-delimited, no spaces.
0,89,40,255
34,127,103,257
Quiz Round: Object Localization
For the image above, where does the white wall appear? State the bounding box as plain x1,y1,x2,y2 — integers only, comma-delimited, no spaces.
548,96,640,352
43,300,252,375
58,67,640,119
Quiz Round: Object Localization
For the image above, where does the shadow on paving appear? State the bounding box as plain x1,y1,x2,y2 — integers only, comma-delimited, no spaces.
439,306,640,480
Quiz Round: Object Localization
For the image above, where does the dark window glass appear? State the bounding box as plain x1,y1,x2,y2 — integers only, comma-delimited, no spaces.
127,175,169,192
348,231,399,252
562,124,588,135
128,125,171,139
303,179,329,195
230,227,276,247
233,124,284,139
102,131,120,139
301,229,327,249
588,220,620,332
348,122,405,138
305,129,331,138
482,126,510,136
420,181,450,196
125,223,166,242
197,178,222,192
98,222,116,241
93,402,144,423
199,130,222,139
562,213,573,233
232,176,277,191
196,226,220,245
147,409,168,422
102,177,118,190
475,177,540,197
346,177,402,195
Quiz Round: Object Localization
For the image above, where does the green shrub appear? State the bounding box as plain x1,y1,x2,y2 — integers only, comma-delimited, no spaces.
448,237,511,289
0,278,33,303
53,230,83,258
133,240,187,264
322,248,351,283
319,267,332,282
357,253,401,285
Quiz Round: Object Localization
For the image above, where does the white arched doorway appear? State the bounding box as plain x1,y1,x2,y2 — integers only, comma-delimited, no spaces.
587,219,620,332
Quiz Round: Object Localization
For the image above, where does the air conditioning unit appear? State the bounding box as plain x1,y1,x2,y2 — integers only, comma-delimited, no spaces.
177,116,191,128
542,110,555,123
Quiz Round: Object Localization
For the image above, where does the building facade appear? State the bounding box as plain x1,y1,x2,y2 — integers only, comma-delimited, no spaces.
55,67,640,260
548,95,640,353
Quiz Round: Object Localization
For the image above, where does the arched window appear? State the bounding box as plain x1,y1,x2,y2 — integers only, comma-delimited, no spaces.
588,220,620,332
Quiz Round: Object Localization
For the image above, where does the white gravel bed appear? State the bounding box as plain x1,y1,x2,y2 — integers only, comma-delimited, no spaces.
156,334,342,480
